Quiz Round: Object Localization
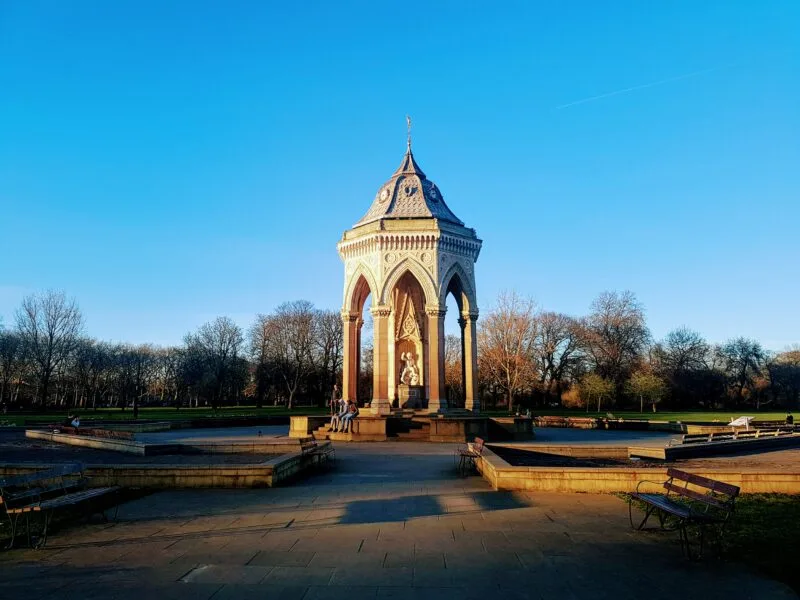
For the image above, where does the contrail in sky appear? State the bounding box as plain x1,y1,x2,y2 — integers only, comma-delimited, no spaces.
554,66,721,110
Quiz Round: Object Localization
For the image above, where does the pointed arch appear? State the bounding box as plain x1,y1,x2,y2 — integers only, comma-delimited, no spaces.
439,261,477,315
380,257,437,307
343,264,378,314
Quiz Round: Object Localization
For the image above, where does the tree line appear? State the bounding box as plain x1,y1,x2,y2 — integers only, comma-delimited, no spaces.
472,291,800,412
0,292,342,414
1,289,797,415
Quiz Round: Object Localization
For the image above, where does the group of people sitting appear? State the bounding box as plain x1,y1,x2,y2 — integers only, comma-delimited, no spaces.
330,397,359,433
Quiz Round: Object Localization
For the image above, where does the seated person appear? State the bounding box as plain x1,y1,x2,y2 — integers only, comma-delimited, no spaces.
330,398,347,431
786,413,794,426
339,401,359,433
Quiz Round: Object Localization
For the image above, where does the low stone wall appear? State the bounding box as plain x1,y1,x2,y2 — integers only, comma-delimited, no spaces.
477,447,800,494
328,417,388,442
289,415,330,438
27,429,149,455
26,429,303,456
490,443,630,460
488,417,535,441
0,442,332,489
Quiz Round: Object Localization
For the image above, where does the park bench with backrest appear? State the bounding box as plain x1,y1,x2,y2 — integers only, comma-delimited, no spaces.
0,463,121,549
678,427,797,445
455,437,485,476
300,437,335,470
628,467,739,559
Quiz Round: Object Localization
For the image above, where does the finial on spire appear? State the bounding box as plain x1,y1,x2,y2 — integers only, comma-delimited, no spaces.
406,115,412,151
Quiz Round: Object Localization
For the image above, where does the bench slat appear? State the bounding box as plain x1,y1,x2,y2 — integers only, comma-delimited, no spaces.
35,486,120,511
663,482,732,509
666,468,740,497
0,464,83,489
631,493,694,519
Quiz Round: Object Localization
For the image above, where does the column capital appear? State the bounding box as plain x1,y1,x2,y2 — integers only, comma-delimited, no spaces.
425,306,447,318
370,305,392,318
461,311,480,322
340,311,360,323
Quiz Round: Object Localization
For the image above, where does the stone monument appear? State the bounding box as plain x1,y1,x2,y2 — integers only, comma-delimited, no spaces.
338,118,482,414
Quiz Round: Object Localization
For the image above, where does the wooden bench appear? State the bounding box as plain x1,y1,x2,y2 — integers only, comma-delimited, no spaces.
456,437,485,477
679,428,796,445
300,438,335,470
629,468,739,559
0,463,121,549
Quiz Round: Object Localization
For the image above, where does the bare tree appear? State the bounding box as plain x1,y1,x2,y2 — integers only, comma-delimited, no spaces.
478,292,538,410
717,337,765,407
15,290,84,406
582,291,649,398
767,348,800,409
535,312,584,404
312,309,344,406
657,327,710,373
444,333,463,407
0,330,23,407
265,301,316,409
185,317,244,410
250,314,279,408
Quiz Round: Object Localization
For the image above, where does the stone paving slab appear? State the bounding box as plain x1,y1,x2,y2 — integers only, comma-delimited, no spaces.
0,441,796,599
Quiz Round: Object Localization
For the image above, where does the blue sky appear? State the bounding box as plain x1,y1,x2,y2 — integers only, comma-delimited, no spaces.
1,1,798,349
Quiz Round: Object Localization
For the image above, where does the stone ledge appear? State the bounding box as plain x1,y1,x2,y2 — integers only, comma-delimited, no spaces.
0,444,332,489
477,447,800,494
26,429,301,456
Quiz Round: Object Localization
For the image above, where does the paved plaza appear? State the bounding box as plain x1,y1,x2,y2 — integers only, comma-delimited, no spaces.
1,441,796,599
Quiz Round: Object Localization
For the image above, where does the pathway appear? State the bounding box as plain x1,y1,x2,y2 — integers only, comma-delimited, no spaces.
1,441,795,599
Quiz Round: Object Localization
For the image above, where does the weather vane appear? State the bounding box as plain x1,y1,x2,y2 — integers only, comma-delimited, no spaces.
406,115,412,150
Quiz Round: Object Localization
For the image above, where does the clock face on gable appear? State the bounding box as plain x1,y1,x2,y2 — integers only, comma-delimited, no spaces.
379,187,391,202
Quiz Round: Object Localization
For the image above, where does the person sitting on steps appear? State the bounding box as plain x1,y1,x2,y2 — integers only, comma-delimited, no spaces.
339,400,359,433
330,397,347,431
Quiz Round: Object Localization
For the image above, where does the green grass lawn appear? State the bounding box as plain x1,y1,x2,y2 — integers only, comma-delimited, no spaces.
483,409,791,423
727,494,800,593
0,405,330,426
1,406,791,427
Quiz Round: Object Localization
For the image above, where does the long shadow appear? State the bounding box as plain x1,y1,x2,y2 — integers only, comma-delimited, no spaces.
339,490,532,524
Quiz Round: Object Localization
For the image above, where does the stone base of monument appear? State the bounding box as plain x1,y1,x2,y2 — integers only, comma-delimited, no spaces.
397,384,425,409
289,413,534,443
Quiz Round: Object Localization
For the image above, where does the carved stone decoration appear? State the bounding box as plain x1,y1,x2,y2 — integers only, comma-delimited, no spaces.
337,140,482,415
399,352,420,385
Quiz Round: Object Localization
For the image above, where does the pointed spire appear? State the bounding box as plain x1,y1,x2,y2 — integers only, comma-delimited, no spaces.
394,115,426,178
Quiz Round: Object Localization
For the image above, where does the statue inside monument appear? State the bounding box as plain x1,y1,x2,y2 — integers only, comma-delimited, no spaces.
399,351,420,386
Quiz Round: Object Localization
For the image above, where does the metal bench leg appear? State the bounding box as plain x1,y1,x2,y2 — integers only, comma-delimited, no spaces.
33,511,53,550
678,521,704,561
629,500,657,530
5,513,20,550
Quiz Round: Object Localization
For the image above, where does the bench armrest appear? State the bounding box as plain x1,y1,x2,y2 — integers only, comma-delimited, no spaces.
635,479,666,494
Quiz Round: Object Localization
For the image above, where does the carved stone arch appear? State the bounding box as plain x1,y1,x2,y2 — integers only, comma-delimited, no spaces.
344,264,378,314
439,261,476,314
380,257,437,307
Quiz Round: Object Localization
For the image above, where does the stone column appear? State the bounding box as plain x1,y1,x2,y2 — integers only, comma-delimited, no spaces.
462,311,480,412
341,311,360,402
370,306,392,415
458,316,467,408
426,306,447,413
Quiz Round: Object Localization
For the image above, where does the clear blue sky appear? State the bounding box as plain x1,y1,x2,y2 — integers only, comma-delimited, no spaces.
1,1,798,350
